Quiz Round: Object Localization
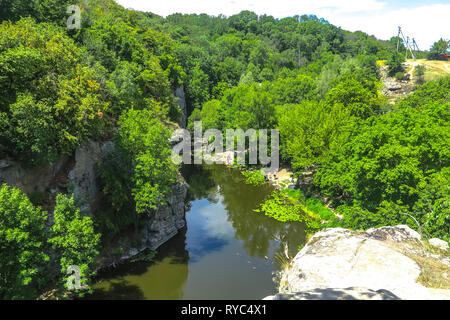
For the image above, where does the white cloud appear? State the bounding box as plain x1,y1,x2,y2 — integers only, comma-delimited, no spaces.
115,0,449,49
197,197,235,241
325,4,450,50
115,0,387,17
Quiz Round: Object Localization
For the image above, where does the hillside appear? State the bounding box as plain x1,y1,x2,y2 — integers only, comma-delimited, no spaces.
405,59,450,81
0,0,448,300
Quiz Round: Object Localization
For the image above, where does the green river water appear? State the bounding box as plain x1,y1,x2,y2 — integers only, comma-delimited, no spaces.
90,165,307,300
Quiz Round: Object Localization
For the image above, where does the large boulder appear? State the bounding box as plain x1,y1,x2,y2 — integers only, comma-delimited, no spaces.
268,226,450,300
429,238,449,251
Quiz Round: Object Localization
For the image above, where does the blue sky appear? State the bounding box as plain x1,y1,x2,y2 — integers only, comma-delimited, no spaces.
116,0,449,49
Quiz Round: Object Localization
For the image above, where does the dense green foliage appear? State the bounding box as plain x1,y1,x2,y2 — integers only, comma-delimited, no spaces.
49,194,100,295
0,184,49,299
241,170,266,186
0,185,99,299
0,0,448,299
427,38,449,60
0,0,182,298
315,78,450,240
387,51,405,76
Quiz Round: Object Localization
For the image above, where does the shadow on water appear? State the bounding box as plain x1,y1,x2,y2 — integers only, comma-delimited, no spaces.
90,165,308,300
87,280,145,300
88,228,190,300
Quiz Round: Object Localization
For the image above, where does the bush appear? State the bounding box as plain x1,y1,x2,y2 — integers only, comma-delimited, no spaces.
0,184,101,299
0,184,49,299
387,51,405,77
394,72,405,80
241,170,266,186
255,191,306,222
49,194,101,296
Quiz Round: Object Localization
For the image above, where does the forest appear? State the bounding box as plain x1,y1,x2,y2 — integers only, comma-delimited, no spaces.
0,0,448,299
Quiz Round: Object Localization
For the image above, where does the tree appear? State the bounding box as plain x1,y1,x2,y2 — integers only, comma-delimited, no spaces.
186,65,210,109
277,101,351,170
414,65,426,84
315,77,450,236
0,184,49,299
199,99,223,130
427,38,449,60
325,78,380,119
0,19,108,164
387,51,405,77
118,108,178,214
48,194,100,296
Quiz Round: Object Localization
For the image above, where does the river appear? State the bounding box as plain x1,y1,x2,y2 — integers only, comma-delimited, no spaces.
90,165,307,300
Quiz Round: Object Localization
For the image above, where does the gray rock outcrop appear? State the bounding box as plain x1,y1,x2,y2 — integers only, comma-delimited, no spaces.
0,157,70,195
142,182,188,250
429,238,449,251
265,225,450,300
68,141,114,213
100,182,188,268
265,287,400,300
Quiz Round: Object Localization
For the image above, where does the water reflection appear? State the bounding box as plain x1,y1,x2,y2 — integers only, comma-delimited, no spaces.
184,165,306,259
91,165,307,300
90,229,189,300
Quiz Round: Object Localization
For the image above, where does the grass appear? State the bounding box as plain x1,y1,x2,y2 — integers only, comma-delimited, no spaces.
281,188,339,227
424,70,446,82
305,197,334,221
406,59,450,82
399,239,450,290
406,253,450,289
129,250,157,263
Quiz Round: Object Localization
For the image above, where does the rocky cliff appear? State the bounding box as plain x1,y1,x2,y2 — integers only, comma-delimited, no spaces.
142,182,188,250
0,141,189,266
265,225,450,300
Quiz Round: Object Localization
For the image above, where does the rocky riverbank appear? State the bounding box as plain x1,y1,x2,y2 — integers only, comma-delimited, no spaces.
97,181,188,269
265,225,450,300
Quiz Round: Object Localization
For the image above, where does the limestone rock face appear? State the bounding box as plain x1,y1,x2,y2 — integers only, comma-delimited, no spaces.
0,157,69,195
143,182,188,250
265,287,400,300
68,141,114,213
429,238,449,251
271,226,450,300
98,181,188,269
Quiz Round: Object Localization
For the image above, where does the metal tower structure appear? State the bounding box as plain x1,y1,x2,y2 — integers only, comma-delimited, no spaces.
396,26,418,59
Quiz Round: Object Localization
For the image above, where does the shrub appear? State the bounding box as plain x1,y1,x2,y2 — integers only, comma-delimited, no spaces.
0,184,49,299
387,51,405,77
395,71,405,80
